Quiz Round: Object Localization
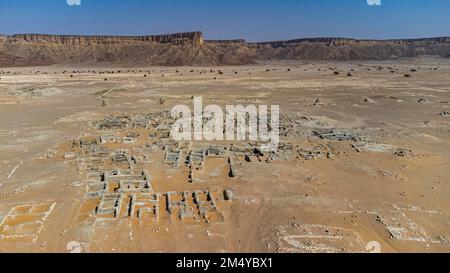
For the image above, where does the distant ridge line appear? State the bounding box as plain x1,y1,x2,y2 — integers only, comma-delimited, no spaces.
1,31,450,66
3,31,450,43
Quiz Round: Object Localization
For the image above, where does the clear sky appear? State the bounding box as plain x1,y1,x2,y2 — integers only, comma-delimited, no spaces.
0,0,449,41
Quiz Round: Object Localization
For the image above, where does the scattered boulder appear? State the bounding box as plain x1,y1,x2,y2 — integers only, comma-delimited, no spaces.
313,98,323,106
363,98,375,103
223,189,233,201
417,98,430,103
158,97,166,105
394,148,412,157
101,99,109,107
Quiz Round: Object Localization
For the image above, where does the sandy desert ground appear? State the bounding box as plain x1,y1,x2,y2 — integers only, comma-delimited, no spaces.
0,58,449,253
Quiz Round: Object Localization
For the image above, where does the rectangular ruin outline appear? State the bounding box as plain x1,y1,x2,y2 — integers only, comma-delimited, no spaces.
0,202,56,242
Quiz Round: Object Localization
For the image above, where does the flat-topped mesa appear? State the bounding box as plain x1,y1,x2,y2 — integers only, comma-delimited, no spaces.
206,39,247,45
253,38,358,47
255,36,450,48
388,37,450,43
5,31,204,46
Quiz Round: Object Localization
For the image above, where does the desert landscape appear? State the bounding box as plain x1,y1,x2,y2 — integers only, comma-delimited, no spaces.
0,31,449,253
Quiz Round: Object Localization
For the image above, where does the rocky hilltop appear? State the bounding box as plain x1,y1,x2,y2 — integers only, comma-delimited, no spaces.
1,31,450,66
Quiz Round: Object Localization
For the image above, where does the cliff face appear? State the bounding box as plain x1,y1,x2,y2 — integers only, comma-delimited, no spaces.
206,39,247,45
1,31,450,67
0,32,216,66
7,32,204,45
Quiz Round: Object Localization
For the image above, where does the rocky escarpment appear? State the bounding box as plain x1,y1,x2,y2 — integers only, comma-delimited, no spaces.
0,31,254,66
245,37,450,62
1,32,450,67
206,39,247,45
251,37,450,60
7,32,204,46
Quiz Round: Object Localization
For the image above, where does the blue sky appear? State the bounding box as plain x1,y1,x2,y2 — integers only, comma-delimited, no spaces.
0,0,449,41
